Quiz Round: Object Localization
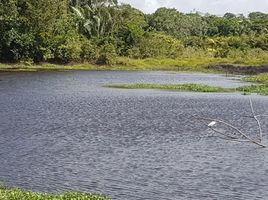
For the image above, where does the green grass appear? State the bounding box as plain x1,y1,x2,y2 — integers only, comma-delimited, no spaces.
115,57,268,71
107,83,233,93
0,56,267,72
107,72,268,95
107,83,268,96
0,187,109,200
0,63,99,72
244,73,268,84
237,84,268,95
240,73,268,95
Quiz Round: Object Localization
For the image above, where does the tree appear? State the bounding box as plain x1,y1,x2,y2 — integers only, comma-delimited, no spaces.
115,4,146,55
224,13,236,19
248,12,268,34
148,8,207,38
0,0,79,62
139,32,183,58
71,0,118,38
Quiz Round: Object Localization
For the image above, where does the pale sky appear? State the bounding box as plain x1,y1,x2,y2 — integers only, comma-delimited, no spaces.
119,0,268,15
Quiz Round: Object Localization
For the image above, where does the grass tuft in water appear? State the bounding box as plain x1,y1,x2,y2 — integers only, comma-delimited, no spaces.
244,73,268,84
107,83,268,95
0,186,109,200
240,73,268,95
107,83,233,93
237,84,268,95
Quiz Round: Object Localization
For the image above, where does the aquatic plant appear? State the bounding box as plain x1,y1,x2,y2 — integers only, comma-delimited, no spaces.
0,186,110,200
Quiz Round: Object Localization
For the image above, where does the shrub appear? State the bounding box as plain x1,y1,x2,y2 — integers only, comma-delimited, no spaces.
180,47,211,58
80,38,99,62
139,32,183,58
54,35,82,63
126,47,141,59
0,29,35,62
97,43,117,65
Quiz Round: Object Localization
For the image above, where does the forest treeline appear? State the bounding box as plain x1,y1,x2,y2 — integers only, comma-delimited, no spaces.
1,0,268,65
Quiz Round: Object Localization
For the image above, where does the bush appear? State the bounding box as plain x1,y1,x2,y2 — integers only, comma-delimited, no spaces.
54,34,82,63
183,36,207,48
180,47,212,58
97,43,117,65
126,47,141,59
0,29,36,62
80,38,99,62
253,34,268,50
139,32,183,58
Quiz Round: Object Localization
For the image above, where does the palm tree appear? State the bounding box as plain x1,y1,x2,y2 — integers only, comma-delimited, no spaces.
70,0,118,38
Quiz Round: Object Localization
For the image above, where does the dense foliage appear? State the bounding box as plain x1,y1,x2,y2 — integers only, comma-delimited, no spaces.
1,1,268,64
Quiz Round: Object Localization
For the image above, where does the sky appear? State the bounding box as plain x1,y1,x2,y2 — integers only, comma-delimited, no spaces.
119,0,268,15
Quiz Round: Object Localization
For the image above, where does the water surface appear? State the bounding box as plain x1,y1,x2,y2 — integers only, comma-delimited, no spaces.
0,71,267,200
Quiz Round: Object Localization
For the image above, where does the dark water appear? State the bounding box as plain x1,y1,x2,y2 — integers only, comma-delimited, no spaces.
0,71,268,200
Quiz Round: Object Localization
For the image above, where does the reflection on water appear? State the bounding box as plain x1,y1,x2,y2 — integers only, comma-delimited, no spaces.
0,71,267,200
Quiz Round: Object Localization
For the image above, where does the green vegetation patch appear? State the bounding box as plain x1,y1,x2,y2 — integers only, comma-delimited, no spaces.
1,1,268,66
244,73,268,84
107,83,233,93
239,73,268,95
237,84,268,95
1,57,267,73
0,63,99,72
0,187,109,200
107,83,268,96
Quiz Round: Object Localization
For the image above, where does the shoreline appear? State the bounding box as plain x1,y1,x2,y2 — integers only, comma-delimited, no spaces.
1,58,268,74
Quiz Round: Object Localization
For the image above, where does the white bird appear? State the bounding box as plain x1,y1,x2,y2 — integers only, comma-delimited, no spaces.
208,121,217,127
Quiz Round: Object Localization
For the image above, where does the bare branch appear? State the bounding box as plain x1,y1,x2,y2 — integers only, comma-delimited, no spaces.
195,116,266,148
240,115,254,119
197,117,236,139
256,114,268,118
249,99,263,142
209,127,237,140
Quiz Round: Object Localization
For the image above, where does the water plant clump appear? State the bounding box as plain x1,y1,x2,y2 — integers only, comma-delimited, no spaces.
107,83,232,93
0,187,110,200
107,82,268,96
244,73,268,84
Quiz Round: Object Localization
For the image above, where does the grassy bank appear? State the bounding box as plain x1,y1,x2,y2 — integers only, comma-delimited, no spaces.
0,57,268,73
0,187,109,200
107,81,268,96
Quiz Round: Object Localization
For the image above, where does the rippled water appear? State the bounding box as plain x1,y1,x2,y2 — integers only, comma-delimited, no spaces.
0,71,268,200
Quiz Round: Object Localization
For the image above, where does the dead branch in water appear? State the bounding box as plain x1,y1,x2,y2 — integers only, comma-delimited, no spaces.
194,99,267,148
249,99,263,142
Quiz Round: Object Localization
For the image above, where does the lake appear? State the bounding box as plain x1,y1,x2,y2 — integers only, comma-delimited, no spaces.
0,71,268,200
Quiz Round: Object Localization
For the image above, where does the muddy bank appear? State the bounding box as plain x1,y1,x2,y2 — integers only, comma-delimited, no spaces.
208,64,268,75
